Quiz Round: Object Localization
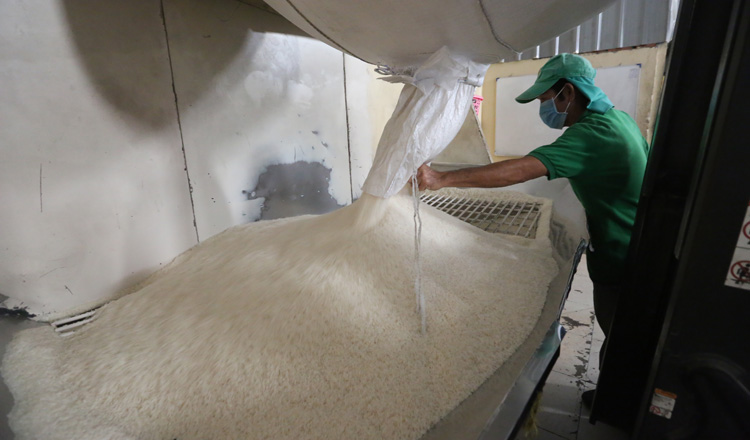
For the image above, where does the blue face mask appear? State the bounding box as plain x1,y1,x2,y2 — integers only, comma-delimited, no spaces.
539,88,571,129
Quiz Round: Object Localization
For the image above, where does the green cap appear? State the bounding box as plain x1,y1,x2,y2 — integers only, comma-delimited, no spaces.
515,53,613,114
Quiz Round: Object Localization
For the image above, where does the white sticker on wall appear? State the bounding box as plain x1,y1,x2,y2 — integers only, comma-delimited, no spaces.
649,388,677,419
725,201,750,290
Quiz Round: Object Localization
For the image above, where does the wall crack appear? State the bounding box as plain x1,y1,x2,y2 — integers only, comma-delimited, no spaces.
342,54,355,203
160,0,200,243
39,163,43,213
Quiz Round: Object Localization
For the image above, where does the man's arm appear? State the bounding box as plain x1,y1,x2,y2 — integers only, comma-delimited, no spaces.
416,156,548,191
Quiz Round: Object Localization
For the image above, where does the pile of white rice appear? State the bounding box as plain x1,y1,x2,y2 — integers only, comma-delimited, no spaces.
1,189,558,440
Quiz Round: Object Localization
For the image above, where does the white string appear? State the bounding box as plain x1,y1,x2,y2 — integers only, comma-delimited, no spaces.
411,169,425,334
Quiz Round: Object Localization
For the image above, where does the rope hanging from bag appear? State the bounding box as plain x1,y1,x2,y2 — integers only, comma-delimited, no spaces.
411,163,425,334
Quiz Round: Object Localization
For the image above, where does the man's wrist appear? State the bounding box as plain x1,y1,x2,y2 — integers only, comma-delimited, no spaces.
436,170,450,189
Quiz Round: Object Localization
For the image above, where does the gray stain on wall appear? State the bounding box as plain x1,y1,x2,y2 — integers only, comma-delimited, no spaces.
244,161,344,221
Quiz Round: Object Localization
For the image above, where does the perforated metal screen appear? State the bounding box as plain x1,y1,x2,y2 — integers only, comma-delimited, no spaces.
420,194,542,238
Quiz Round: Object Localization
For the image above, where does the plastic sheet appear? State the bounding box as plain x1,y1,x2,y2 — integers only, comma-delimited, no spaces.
362,47,489,198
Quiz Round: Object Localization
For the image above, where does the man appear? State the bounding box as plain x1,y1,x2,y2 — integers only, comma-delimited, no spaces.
417,53,649,405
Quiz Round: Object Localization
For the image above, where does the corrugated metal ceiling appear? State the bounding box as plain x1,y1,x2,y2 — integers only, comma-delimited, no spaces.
511,0,681,60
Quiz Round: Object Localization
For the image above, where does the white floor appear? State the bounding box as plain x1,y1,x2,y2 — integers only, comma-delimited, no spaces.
516,256,629,440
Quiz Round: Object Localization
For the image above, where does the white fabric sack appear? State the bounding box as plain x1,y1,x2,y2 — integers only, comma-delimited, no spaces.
362,47,489,198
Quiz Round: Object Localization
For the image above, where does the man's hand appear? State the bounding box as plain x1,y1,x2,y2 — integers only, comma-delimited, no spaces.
416,164,444,191
415,156,547,192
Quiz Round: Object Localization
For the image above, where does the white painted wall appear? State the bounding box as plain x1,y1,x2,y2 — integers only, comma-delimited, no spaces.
0,0,197,319
494,64,642,157
0,0,398,320
343,56,403,199
164,0,356,239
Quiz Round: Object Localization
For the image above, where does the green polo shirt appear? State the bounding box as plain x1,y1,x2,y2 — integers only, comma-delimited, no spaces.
527,109,649,284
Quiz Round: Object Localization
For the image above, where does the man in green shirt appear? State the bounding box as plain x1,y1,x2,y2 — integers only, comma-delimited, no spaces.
416,53,649,404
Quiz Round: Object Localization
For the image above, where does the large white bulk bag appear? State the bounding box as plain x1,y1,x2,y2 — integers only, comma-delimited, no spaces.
361,47,486,198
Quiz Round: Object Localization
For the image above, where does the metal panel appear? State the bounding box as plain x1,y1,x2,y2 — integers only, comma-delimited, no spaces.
164,0,354,239
579,18,602,52
343,55,404,200
592,0,742,430
521,0,676,60
421,195,543,238
537,38,557,59
623,0,672,47
598,3,623,50
636,3,750,436
0,0,380,319
0,0,198,319
558,27,579,55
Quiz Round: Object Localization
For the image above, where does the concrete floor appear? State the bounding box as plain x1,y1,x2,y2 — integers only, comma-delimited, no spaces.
517,255,629,440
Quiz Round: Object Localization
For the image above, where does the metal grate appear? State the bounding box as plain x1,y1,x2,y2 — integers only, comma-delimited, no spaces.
420,194,543,238
51,307,100,337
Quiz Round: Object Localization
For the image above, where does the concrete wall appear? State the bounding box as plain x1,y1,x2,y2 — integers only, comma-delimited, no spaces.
0,0,400,320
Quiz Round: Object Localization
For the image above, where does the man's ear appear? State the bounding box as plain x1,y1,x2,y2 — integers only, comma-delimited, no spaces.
563,83,575,101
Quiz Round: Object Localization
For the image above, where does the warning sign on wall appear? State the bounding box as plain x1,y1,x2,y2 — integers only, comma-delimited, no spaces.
649,388,677,419
726,201,750,290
